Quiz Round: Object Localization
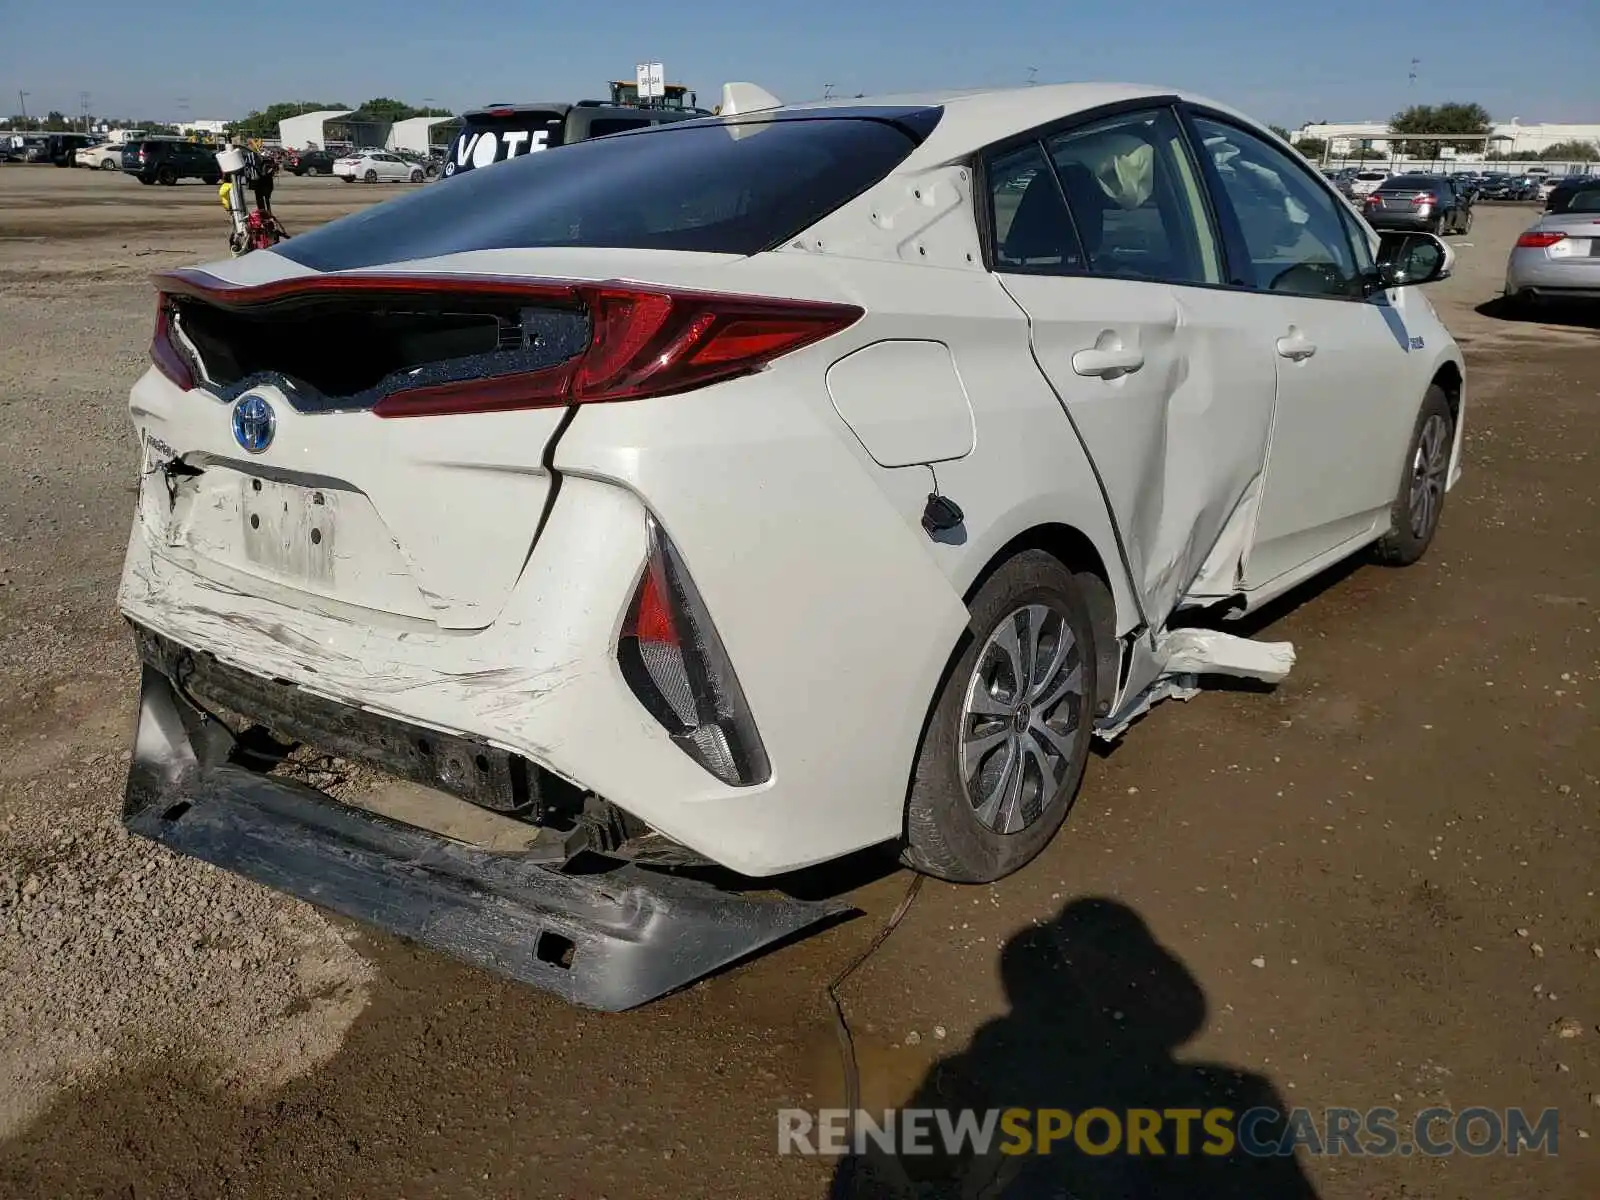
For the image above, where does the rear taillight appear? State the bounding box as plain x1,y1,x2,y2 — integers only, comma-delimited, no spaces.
1412,193,1437,207
1517,231,1568,248
150,295,195,389
618,517,770,786
372,284,861,417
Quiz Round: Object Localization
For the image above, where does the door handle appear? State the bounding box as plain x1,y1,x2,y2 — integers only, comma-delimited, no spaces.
1071,347,1145,379
1276,332,1317,361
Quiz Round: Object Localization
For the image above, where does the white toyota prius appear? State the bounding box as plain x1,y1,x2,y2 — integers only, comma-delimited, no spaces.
120,83,1465,1008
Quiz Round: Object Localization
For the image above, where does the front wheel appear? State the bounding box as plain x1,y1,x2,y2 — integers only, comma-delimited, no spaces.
364,169,378,183
408,169,423,183
98,158,118,171
901,551,1098,883
1459,208,1473,235
1373,385,1454,566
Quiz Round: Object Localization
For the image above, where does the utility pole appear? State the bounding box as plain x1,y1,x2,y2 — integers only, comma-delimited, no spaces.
823,82,835,100
1025,66,1038,86
1408,58,1420,87
18,90,29,126
80,91,91,133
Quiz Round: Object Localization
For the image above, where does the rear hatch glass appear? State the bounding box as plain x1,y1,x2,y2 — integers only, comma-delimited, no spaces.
279,113,937,270
445,107,565,177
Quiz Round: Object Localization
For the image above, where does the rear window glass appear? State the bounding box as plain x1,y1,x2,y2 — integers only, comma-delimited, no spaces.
279,116,930,270
1381,176,1436,189
1355,171,1387,180
1552,186,1600,213
448,109,565,174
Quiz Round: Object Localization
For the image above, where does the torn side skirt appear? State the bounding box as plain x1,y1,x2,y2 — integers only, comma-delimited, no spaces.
124,664,848,1011
1095,628,1296,740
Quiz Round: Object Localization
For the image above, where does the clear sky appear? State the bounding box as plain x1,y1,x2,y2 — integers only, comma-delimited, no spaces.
2,0,1596,128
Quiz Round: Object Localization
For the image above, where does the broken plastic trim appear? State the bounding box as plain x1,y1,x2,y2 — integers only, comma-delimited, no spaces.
124,662,846,1010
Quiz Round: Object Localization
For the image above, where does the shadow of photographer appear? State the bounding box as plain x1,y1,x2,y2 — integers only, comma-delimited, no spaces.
833,896,1320,1199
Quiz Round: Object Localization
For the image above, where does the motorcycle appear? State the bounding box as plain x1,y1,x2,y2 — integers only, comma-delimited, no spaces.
216,144,288,256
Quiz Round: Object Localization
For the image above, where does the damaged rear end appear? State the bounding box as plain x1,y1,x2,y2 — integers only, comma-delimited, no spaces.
120,264,860,1009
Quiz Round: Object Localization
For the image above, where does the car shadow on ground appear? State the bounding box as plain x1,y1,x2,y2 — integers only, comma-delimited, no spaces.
830,897,1320,1200
1475,296,1600,332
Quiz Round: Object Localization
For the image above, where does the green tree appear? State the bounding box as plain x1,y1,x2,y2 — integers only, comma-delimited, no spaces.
1388,102,1493,156
1268,123,1292,141
350,96,416,122
1294,136,1327,160
43,110,69,130
1540,139,1598,162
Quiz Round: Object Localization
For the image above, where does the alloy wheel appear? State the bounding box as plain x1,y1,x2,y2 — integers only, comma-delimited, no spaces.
959,603,1086,835
1408,413,1451,539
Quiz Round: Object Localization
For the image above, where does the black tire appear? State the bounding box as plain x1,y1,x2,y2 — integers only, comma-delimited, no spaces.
1373,385,1454,566
409,169,423,183
156,165,177,186
901,551,1098,883
98,158,118,171
364,168,378,183
138,175,154,185
1458,208,1472,235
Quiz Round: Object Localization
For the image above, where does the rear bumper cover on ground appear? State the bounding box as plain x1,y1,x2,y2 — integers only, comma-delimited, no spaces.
124,661,847,1010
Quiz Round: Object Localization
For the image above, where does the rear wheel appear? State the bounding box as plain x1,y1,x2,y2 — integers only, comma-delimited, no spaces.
1374,385,1453,566
156,165,177,186
901,552,1097,883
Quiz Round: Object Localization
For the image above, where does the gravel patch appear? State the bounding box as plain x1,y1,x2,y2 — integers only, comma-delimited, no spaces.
0,751,373,1138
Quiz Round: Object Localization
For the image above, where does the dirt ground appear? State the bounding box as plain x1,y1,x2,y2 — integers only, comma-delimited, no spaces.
0,166,1596,1199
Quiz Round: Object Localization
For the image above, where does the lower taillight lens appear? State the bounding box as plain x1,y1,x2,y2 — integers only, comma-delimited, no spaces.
150,295,195,389
1517,231,1567,248
618,517,770,787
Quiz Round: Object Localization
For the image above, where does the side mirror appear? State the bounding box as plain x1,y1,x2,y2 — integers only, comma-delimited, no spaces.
1373,231,1453,290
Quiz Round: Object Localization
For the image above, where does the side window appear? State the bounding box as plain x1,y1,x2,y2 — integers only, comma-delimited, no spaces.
1189,115,1364,298
590,118,651,138
1044,108,1222,286
986,141,1085,273
1339,207,1376,276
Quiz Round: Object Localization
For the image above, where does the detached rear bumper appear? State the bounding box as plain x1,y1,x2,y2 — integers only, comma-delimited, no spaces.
125,661,846,1010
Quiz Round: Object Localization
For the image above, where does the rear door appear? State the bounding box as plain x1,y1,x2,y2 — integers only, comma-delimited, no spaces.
987,105,1279,625
1185,111,1423,586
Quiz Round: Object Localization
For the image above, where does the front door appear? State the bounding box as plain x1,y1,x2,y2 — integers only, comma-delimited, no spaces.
1185,113,1428,587
986,107,1278,628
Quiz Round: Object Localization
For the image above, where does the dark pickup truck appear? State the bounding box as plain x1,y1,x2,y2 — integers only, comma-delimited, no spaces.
443,100,708,177
121,138,222,185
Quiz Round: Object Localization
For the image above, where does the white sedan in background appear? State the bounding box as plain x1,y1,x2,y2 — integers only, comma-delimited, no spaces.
121,82,1465,1009
76,142,123,170
333,149,425,183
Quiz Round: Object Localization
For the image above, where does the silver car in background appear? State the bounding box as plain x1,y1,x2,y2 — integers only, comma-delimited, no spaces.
1504,179,1600,306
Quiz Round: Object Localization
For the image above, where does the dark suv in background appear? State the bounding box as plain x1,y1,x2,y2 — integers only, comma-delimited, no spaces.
442,100,708,177
121,138,221,185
